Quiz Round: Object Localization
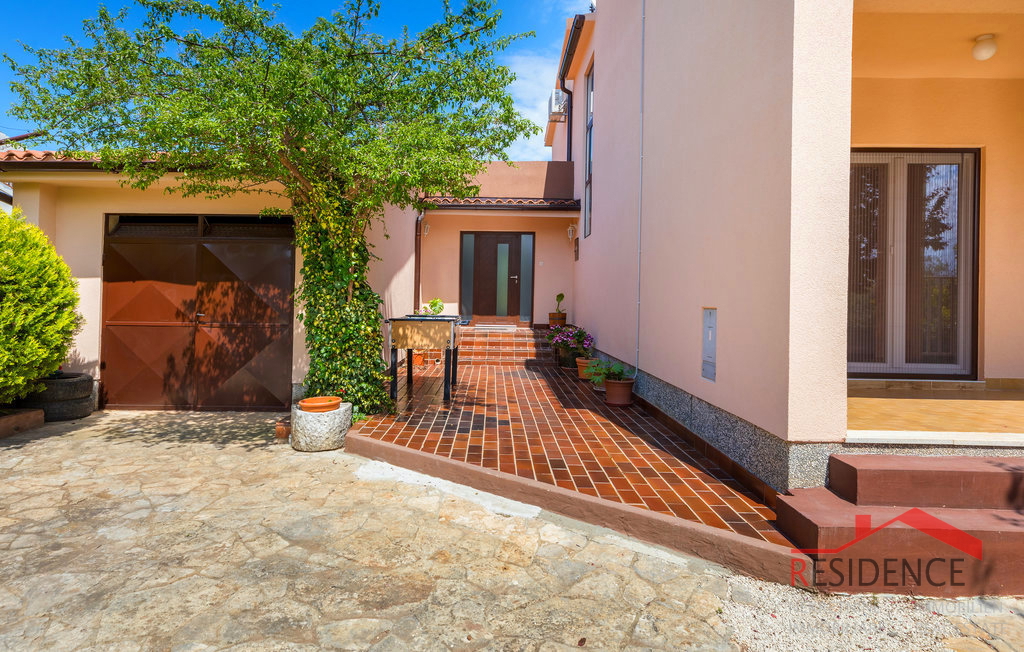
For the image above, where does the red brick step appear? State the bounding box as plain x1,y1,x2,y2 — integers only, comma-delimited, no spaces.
776,486,1024,597
829,454,1024,510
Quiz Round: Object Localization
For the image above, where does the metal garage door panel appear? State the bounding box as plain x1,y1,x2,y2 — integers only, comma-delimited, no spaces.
193,324,292,409
101,324,195,408
197,242,293,325
103,242,197,322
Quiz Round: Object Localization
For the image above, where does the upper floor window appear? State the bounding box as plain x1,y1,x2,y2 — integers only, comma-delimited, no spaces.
583,64,594,238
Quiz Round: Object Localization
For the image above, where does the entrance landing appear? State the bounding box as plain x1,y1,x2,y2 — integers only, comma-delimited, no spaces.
848,387,1024,446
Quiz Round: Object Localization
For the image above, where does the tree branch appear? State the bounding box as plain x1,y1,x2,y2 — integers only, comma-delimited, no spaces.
0,131,46,146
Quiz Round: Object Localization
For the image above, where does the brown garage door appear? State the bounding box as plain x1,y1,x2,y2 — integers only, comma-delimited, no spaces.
101,215,294,410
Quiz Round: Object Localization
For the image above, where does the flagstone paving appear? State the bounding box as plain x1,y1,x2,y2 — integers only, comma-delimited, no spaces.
0,411,1021,651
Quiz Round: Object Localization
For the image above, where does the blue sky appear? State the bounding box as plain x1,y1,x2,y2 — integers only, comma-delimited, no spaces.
0,0,591,161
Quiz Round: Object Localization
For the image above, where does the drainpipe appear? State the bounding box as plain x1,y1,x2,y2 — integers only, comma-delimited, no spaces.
557,15,586,162
414,210,424,313
634,0,646,372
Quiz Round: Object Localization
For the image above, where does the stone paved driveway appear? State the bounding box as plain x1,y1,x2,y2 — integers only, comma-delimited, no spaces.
1,411,1021,651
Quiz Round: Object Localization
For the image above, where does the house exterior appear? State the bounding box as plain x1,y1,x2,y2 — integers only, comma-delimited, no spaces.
2,0,1022,496
540,0,1024,493
0,152,575,411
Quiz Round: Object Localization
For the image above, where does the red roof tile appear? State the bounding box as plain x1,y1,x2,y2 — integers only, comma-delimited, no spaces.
427,196,580,210
0,150,97,162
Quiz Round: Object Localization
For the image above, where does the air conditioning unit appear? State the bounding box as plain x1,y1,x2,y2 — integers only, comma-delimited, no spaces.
548,89,567,122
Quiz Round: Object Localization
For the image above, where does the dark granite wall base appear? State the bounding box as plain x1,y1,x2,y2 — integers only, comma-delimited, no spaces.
596,350,1024,493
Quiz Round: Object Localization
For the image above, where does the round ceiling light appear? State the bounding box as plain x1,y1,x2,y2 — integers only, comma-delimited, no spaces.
972,34,998,61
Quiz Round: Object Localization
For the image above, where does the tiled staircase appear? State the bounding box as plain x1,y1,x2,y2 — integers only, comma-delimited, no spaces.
416,327,555,367
776,454,1024,597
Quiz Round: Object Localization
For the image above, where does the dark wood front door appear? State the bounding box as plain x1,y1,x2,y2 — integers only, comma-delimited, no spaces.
101,216,294,410
471,233,522,320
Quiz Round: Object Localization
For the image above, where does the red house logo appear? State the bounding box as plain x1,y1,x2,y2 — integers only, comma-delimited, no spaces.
790,508,983,588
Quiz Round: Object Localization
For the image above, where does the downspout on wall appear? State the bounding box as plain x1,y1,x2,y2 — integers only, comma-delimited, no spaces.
558,15,586,162
414,210,424,312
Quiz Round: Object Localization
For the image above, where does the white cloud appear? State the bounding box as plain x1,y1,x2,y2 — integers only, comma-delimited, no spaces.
503,50,559,161
544,0,593,22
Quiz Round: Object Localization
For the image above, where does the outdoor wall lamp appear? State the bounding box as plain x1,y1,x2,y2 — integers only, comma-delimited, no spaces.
972,34,997,61
422,223,430,236
567,224,576,240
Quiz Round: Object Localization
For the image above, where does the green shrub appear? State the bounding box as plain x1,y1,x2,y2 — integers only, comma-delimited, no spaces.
0,208,82,403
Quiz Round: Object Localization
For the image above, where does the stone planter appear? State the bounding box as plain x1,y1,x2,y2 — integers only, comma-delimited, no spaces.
290,402,352,452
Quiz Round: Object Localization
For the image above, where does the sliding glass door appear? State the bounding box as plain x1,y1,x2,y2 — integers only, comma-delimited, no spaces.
848,151,976,377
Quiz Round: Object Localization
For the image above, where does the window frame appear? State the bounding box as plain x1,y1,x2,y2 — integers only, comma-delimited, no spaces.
583,63,594,238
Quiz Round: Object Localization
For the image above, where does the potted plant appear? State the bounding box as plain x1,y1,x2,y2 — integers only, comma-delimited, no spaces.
416,298,445,317
546,325,592,369
548,293,567,327
588,360,636,406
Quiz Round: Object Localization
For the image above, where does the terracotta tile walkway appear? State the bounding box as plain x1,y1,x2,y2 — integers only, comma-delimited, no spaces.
354,329,788,546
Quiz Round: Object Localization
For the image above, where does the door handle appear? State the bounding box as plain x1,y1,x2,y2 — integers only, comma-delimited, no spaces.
509,275,519,281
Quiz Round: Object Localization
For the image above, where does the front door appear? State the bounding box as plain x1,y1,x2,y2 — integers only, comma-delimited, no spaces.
847,151,977,377
459,232,534,324
101,215,294,409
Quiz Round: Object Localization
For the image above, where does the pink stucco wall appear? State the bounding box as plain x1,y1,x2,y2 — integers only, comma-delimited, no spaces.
562,0,852,442
568,5,641,366
367,204,418,321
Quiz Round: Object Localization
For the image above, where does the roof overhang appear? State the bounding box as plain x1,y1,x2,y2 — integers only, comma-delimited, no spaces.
426,197,580,211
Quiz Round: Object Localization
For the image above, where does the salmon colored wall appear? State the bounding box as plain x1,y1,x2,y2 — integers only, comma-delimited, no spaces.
418,210,577,321
566,0,851,442
469,161,574,199
367,205,418,321
852,77,1024,379
637,0,795,440
569,3,641,365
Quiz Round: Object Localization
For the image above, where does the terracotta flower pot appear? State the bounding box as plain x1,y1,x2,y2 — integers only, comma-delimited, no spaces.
603,379,635,407
298,396,342,413
576,357,598,380
549,312,567,327
412,352,425,367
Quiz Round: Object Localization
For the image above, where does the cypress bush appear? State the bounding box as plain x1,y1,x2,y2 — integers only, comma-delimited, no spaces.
0,208,82,403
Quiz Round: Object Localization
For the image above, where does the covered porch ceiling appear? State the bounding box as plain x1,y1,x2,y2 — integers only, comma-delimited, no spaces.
854,0,1024,79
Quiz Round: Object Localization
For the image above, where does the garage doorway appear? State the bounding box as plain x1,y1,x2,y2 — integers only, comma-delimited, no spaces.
101,215,294,410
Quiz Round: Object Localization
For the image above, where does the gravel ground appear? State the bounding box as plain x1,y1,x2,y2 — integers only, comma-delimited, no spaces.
722,575,962,651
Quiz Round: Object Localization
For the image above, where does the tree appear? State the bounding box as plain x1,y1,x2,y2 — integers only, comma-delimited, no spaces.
0,209,82,404
6,0,537,414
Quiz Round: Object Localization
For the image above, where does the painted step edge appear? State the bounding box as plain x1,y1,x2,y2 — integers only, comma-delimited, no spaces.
345,433,808,589
829,455,1024,510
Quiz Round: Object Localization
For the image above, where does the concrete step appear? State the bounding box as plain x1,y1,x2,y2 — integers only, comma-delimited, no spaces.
775,486,1024,596
829,454,1024,510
